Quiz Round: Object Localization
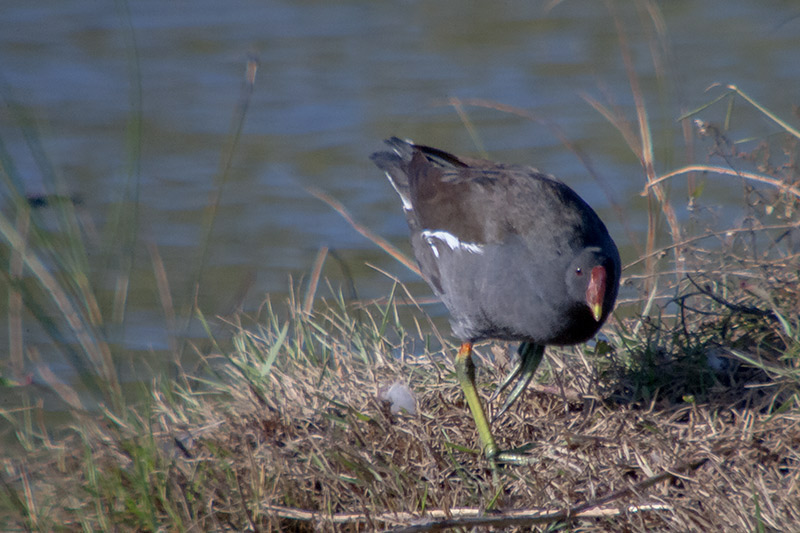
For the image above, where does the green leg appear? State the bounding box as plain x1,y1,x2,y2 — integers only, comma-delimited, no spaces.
455,342,499,460
455,342,543,465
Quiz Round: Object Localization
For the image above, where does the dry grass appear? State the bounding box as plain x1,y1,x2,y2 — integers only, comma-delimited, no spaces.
184,268,800,532
6,248,797,532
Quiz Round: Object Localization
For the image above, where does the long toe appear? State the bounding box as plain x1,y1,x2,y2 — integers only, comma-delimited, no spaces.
492,342,545,422
490,358,522,404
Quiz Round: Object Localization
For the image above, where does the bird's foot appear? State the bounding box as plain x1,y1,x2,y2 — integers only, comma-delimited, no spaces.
484,443,540,466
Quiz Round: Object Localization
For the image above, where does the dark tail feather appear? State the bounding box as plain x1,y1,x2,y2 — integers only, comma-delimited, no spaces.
370,149,412,210
383,136,416,160
371,136,466,209
383,136,467,168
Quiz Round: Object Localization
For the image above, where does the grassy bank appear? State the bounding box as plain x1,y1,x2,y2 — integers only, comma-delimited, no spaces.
2,245,798,531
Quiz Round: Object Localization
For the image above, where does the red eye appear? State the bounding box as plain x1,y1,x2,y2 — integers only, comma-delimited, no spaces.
575,267,583,276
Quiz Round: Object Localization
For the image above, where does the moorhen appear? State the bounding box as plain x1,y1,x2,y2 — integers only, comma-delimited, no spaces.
371,137,620,464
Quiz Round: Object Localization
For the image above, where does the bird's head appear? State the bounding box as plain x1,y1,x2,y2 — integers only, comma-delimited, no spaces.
567,247,617,323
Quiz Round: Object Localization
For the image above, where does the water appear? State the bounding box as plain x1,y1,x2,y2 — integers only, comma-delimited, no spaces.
0,1,799,405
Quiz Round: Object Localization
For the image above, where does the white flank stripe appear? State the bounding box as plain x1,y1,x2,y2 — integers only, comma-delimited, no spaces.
421,230,483,256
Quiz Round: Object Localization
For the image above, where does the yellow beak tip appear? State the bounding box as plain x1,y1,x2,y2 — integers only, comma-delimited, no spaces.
591,303,603,322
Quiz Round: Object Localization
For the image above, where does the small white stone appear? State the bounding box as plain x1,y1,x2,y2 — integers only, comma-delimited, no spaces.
378,381,417,415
